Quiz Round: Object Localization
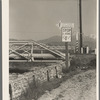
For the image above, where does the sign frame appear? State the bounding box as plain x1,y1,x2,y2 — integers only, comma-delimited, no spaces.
61,27,72,42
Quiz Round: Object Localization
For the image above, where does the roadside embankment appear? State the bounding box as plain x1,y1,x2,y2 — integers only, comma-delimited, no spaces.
9,54,96,100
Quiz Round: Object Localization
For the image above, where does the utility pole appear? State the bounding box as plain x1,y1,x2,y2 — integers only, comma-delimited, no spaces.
79,0,83,53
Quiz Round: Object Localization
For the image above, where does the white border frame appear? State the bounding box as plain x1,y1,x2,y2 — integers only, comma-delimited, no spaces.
2,0,9,100
2,0,99,100
96,0,99,100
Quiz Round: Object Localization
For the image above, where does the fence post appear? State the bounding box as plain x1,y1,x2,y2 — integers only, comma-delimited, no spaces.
55,66,58,78
33,75,36,87
47,70,49,81
9,84,12,100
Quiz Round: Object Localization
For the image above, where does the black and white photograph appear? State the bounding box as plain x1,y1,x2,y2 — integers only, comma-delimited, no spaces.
2,0,99,100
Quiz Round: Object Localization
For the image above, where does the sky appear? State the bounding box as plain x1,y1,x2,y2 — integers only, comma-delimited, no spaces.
9,0,96,41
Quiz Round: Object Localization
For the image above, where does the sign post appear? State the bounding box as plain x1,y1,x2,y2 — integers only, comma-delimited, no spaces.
61,27,72,71
65,42,68,70
57,21,73,71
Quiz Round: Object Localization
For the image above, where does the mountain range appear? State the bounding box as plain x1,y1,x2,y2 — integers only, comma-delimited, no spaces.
38,35,96,49
9,34,96,49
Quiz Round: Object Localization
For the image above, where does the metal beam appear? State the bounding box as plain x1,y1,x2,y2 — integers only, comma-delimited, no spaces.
30,43,34,61
9,60,62,62
33,40,65,59
9,48,29,60
9,43,29,54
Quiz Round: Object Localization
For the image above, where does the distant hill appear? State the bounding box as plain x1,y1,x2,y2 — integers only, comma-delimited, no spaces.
38,35,64,46
9,34,96,49
38,35,96,49
9,39,18,41
9,39,33,41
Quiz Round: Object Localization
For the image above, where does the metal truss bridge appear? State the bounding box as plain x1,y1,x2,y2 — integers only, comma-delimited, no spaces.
9,40,65,62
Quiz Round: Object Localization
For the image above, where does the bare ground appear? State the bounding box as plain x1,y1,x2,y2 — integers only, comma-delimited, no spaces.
38,69,96,100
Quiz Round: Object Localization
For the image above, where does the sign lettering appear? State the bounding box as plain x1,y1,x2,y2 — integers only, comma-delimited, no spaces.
61,27,72,42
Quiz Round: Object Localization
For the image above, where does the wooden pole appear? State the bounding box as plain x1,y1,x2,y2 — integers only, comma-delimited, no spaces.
55,66,58,78
47,70,49,81
9,84,12,100
79,0,83,53
65,42,69,71
33,75,36,87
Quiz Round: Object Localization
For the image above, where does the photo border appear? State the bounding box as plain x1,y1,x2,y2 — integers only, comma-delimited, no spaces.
1,0,99,100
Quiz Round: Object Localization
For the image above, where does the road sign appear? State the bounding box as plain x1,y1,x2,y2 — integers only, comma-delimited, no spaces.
56,21,73,71
61,27,72,42
56,21,74,29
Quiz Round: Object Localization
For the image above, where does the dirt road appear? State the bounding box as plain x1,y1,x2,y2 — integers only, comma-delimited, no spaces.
38,70,96,100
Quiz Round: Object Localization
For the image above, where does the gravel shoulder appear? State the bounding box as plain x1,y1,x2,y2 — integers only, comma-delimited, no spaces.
38,69,96,100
